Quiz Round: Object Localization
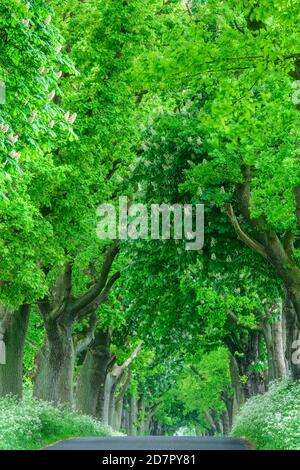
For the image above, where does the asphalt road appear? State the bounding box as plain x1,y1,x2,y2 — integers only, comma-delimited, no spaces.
45,436,251,450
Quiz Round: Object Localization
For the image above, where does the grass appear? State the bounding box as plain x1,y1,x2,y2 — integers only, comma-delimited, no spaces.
0,395,119,450
232,378,300,450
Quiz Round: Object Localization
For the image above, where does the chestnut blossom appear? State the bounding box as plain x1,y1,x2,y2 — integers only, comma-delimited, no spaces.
45,15,52,25
29,111,37,123
69,112,77,124
10,150,20,160
48,90,55,101
8,134,19,144
0,124,9,133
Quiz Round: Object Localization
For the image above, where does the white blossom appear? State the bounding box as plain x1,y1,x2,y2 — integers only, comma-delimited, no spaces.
28,111,37,123
69,112,77,124
8,133,19,144
0,124,9,133
48,90,55,101
39,66,47,76
10,150,20,160
45,15,52,25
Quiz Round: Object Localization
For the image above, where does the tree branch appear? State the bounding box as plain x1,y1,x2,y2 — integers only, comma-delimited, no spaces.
76,271,121,320
115,369,132,404
227,310,261,332
75,312,98,355
190,365,206,380
71,241,119,315
224,203,268,260
112,342,142,380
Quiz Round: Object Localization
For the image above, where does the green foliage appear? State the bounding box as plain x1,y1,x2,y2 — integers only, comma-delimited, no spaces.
0,0,298,446
0,0,75,184
0,395,119,450
232,379,300,450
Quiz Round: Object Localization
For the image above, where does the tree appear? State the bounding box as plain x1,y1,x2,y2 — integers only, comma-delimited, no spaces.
0,0,75,398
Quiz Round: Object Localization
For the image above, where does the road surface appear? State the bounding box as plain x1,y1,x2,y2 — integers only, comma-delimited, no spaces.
45,436,251,450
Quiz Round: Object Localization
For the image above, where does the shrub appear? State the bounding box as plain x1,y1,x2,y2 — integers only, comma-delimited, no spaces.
232,379,300,450
0,396,119,450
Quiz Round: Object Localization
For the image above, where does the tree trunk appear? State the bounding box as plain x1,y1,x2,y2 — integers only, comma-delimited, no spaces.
222,410,230,435
0,305,30,398
102,343,142,426
225,171,300,383
33,244,120,406
229,353,245,413
33,316,74,405
221,391,234,431
102,371,114,425
108,380,116,427
129,395,138,436
143,410,153,436
263,322,276,382
123,397,131,435
272,318,286,380
137,396,145,435
284,295,300,380
226,329,265,419
113,397,124,431
76,329,111,417
204,411,217,435
113,369,131,431
263,303,286,382
210,409,222,434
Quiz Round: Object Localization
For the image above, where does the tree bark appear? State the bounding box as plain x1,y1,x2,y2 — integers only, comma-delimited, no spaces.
129,395,138,436
226,329,265,408
204,411,217,435
113,397,124,431
284,295,300,380
113,369,131,431
221,391,234,431
34,243,120,405
76,329,111,417
33,315,75,404
0,305,30,398
271,314,286,380
137,395,145,435
229,352,245,412
225,170,300,381
222,410,230,435
122,396,131,434
102,371,114,425
102,343,142,426
210,409,222,434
